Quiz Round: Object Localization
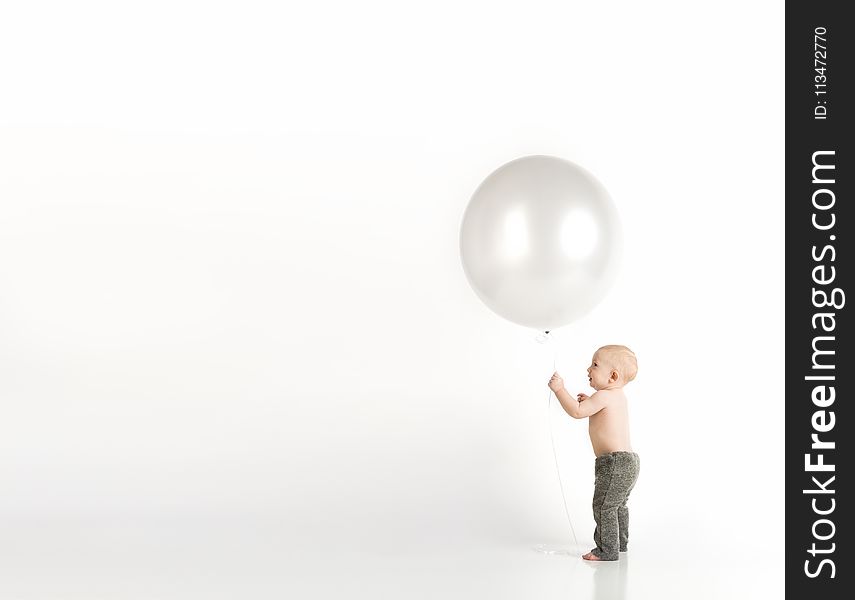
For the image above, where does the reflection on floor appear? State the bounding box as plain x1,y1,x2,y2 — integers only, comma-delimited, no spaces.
0,514,782,600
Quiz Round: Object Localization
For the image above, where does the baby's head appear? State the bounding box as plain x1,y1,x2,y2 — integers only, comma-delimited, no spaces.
587,345,638,390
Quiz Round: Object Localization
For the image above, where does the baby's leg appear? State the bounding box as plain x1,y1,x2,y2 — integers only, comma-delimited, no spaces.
618,455,640,552
618,501,629,552
587,456,622,561
588,504,621,560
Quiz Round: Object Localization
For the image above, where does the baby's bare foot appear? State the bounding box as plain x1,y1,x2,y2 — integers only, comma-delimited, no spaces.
582,552,603,561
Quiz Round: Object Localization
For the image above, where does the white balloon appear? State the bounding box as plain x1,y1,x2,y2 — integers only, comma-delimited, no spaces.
459,155,622,331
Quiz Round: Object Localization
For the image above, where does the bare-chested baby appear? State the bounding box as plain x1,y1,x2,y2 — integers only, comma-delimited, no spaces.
548,345,640,562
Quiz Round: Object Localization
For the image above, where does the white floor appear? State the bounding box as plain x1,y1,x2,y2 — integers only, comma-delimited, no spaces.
1,513,782,600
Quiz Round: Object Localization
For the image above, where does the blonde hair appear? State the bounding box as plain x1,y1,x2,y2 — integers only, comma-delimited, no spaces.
596,345,638,384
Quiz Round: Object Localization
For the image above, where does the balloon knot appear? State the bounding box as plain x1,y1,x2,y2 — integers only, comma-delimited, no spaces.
535,331,553,344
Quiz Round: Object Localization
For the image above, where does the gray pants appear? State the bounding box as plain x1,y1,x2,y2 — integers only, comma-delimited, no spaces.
591,451,640,560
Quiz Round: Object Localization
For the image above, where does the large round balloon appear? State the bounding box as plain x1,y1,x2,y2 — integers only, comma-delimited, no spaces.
459,155,622,331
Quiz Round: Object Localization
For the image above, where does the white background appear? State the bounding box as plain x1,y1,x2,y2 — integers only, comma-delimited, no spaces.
0,1,783,598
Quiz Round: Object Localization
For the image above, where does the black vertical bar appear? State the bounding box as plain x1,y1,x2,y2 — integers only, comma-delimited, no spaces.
786,2,852,597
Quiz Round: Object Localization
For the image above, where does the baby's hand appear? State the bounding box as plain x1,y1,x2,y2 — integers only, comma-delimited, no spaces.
548,372,565,393
577,393,590,402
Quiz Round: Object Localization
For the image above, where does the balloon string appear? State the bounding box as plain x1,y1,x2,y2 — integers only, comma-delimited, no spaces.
542,332,580,551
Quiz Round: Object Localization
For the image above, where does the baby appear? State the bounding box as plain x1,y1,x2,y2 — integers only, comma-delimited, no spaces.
548,345,640,562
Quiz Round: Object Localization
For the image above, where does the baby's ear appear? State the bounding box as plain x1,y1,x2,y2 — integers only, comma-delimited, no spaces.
610,370,620,382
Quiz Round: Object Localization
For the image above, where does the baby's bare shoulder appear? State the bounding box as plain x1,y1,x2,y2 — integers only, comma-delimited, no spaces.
594,389,627,403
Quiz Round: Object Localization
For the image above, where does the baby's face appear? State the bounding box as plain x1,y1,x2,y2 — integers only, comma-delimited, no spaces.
586,352,615,390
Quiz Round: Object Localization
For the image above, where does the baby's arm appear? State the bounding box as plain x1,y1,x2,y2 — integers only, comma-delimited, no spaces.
548,372,608,419
555,389,608,419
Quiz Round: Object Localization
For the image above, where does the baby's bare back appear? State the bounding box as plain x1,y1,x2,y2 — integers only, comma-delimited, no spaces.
588,389,632,457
